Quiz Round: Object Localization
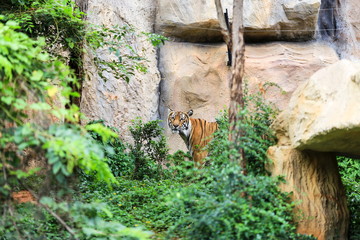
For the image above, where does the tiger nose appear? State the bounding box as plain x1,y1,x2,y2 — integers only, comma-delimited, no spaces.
173,124,179,128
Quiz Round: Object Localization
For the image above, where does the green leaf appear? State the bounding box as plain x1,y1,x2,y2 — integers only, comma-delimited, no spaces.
30,70,44,81
53,161,63,174
29,102,51,110
1,96,13,105
62,165,71,176
14,98,27,110
82,227,103,236
48,155,59,164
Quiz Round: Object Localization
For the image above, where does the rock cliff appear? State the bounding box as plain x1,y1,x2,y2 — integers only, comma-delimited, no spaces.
80,0,161,142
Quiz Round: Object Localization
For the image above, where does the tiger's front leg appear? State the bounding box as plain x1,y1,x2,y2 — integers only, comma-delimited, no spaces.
192,151,208,169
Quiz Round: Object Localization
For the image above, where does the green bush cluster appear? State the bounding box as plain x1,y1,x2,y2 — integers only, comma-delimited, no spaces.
85,119,171,180
166,165,314,240
337,156,360,240
159,103,315,240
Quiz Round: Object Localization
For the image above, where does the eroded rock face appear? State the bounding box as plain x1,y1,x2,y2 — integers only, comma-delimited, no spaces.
80,0,161,142
244,0,320,42
267,60,360,239
337,0,360,59
317,0,360,59
245,42,339,111
158,42,230,152
159,41,339,152
267,146,349,240
275,60,360,155
156,0,320,42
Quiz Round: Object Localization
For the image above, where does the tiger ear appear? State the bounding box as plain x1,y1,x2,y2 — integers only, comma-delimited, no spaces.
187,109,193,116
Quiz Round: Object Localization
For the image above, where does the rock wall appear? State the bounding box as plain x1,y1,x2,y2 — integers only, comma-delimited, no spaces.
267,147,349,239
318,0,360,59
80,0,161,142
268,60,360,239
245,42,338,111
156,0,338,153
156,0,321,42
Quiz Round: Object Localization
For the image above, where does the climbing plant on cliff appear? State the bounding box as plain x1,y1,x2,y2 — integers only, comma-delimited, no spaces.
1,0,167,85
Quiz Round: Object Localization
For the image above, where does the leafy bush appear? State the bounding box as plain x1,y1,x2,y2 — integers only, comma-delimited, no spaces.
208,89,277,175
166,163,314,240
337,156,360,240
78,178,184,234
129,118,169,180
87,120,134,177
162,90,314,240
86,119,171,180
0,12,159,239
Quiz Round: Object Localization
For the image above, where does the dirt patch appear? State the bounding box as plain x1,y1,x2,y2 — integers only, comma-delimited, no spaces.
11,190,36,204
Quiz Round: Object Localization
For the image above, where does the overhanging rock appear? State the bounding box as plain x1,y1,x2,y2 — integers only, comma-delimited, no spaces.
274,60,360,155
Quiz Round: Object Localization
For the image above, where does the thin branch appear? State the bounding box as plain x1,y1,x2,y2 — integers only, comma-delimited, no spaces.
214,0,232,47
19,183,79,240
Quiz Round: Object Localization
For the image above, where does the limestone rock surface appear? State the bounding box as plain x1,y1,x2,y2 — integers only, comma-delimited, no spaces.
159,42,339,152
245,42,339,111
156,0,320,42
275,60,360,155
158,42,230,152
338,0,360,59
80,0,161,142
267,146,349,240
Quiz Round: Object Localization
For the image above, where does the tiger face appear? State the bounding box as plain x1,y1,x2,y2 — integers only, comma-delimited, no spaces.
167,110,193,134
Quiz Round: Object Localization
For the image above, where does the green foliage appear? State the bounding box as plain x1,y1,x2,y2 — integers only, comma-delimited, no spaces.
166,163,314,240
39,197,152,240
1,0,167,83
0,202,69,239
208,89,277,175
85,119,171,180
78,178,184,234
86,24,153,83
86,120,134,178
337,156,360,240
159,90,314,239
0,16,152,239
0,20,78,125
129,118,169,180
0,199,151,240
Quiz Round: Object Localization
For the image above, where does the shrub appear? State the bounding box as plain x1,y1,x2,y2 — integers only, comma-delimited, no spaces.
87,120,134,177
166,163,314,240
163,90,315,240
337,156,360,240
208,90,277,175
0,0,165,236
129,118,169,180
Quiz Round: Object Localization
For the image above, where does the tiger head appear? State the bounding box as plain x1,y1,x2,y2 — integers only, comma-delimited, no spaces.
167,109,193,134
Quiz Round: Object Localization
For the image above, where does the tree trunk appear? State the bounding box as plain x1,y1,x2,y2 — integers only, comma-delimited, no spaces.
229,0,246,170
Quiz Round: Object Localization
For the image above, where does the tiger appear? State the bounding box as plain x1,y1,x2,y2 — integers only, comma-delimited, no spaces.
167,109,218,167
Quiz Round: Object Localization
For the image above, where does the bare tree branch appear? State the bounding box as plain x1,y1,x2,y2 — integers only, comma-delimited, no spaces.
20,183,79,240
214,0,232,65
229,0,246,172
